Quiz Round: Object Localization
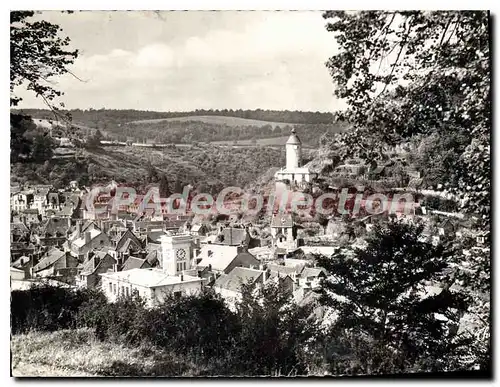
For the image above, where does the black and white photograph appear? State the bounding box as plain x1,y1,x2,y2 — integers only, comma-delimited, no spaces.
8,8,491,378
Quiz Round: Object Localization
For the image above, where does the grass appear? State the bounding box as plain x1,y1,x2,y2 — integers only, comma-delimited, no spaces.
127,115,298,128
11,328,209,377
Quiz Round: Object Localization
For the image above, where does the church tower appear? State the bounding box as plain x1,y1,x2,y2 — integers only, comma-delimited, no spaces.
286,128,302,170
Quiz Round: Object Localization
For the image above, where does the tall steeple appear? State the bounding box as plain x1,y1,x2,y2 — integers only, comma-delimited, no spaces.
285,128,301,169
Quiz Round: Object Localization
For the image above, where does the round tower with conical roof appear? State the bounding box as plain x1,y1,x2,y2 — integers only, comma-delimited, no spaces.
286,128,301,170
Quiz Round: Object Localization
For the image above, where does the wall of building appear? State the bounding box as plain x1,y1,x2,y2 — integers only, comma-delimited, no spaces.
101,276,202,307
286,143,301,170
152,280,202,306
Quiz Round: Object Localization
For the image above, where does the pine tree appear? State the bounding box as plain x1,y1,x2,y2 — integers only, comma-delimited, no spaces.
316,221,468,374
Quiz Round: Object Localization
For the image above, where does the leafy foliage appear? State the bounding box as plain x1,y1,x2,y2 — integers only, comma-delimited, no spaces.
10,11,78,110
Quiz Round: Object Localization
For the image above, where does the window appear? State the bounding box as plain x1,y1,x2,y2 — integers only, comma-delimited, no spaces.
109,282,112,293
113,284,117,294
126,287,130,297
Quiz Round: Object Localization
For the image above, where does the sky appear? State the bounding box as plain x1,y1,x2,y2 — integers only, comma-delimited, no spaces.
15,11,343,112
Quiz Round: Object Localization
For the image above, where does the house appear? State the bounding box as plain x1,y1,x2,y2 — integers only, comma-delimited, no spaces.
213,267,267,310
476,230,490,245
10,242,36,263
20,209,40,225
11,191,33,212
47,192,60,209
32,187,50,215
66,221,111,259
270,213,297,251
267,263,304,281
265,271,294,296
11,255,33,279
11,267,25,281
32,247,79,283
214,227,258,248
438,218,458,237
299,267,328,289
114,229,143,251
100,268,203,307
76,252,116,288
10,222,29,243
190,223,209,237
196,244,260,275
36,217,71,247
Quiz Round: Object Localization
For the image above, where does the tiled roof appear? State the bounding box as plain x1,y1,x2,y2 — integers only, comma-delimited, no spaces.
122,256,150,271
72,228,104,248
33,248,65,272
267,263,302,276
42,217,70,237
81,252,115,275
197,244,239,272
145,250,159,266
218,227,249,246
286,129,301,145
214,267,264,292
11,222,29,233
301,267,328,279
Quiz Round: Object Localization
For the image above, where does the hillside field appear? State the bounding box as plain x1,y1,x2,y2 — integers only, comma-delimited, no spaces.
127,115,300,128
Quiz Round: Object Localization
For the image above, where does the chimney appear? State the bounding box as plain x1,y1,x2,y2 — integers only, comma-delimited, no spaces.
84,231,91,245
293,277,300,291
262,269,267,283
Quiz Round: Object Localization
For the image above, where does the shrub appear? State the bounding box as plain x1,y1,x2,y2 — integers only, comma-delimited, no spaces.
11,285,100,334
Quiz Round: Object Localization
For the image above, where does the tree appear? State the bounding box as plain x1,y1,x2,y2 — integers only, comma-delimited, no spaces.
31,134,55,162
158,173,171,198
10,114,36,162
10,11,78,111
232,280,322,376
322,10,490,371
316,221,469,374
145,161,158,184
85,129,103,149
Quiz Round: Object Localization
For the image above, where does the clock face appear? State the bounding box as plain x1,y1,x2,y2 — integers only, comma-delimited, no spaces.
293,145,298,150
176,248,186,260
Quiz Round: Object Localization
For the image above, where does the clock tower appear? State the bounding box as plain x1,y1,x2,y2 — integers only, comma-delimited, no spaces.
160,234,193,276
286,128,301,170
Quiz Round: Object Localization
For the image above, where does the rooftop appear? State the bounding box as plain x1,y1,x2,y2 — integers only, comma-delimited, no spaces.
100,268,201,288
213,267,265,292
197,244,240,271
286,128,301,145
